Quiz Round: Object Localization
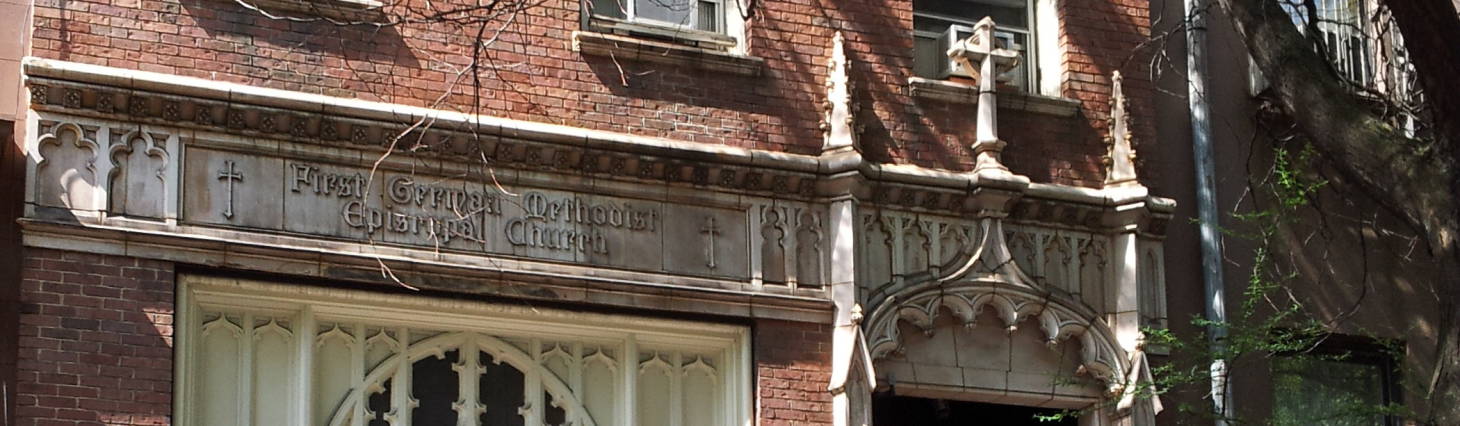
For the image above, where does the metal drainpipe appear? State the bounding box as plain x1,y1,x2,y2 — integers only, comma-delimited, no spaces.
1185,0,1233,424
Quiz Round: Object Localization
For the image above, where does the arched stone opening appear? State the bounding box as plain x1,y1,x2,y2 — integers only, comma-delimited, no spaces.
874,308,1104,411
859,280,1148,426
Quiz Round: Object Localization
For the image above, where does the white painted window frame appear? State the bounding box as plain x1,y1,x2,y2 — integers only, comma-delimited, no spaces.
173,275,754,426
912,0,1062,96
584,0,747,53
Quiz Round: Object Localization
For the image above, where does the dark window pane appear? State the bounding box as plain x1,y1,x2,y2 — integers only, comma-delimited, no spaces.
544,391,568,426
635,0,695,26
592,0,627,19
913,35,942,78
872,395,1075,426
479,351,526,426
367,379,392,426
412,350,461,426
912,0,1027,29
695,1,719,32
1272,356,1387,426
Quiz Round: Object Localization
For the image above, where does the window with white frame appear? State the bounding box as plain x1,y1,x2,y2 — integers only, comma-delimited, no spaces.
175,276,752,426
1263,0,1421,133
585,0,741,49
913,0,1050,94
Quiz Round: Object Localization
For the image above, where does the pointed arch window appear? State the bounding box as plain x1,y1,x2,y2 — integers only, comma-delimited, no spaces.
176,276,752,426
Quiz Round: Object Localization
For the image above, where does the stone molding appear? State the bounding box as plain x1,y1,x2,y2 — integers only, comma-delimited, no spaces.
18,58,1174,333
863,282,1128,393
21,218,835,322
571,31,764,77
908,77,1082,117
24,57,1172,231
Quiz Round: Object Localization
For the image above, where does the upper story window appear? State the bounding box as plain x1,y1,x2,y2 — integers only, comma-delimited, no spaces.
586,0,740,49
913,0,1042,93
1263,0,1420,133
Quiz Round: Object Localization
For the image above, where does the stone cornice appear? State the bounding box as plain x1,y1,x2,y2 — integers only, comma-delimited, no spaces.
19,217,835,323
907,77,1082,117
22,57,1175,234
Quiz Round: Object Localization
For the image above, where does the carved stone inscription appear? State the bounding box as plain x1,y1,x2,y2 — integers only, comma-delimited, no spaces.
339,173,498,246
505,191,658,254
182,148,749,279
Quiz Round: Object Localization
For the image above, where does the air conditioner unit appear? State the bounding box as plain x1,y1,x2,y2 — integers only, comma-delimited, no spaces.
937,24,1022,81
935,24,977,78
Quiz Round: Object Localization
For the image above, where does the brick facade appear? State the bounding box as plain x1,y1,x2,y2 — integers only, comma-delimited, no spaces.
29,0,1152,186
11,250,841,426
14,0,1160,423
755,319,833,426
15,249,174,426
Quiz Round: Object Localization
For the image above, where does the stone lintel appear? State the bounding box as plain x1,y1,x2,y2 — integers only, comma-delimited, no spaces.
19,218,835,323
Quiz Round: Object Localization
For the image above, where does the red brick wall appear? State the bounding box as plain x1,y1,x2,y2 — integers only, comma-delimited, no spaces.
756,319,833,425
11,249,840,425
1059,0,1159,183
14,249,174,426
29,0,1153,186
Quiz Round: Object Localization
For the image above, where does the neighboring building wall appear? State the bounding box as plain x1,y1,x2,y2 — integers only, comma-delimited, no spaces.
2,120,22,426
14,249,174,426
2,0,34,421
1152,1,1447,423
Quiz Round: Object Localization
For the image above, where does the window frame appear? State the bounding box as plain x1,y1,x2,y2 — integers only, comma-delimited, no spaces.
1270,334,1402,426
583,0,742,51
173,274,754,426
911,0,1042,94
1252,0,1421,134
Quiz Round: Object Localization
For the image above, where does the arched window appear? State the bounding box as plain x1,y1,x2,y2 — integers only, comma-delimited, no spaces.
178,276,751,426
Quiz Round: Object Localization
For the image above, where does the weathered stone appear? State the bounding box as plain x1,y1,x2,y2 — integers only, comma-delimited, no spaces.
35,122,102,211
663,205,749,279
108,130,169,218
182,147,285,229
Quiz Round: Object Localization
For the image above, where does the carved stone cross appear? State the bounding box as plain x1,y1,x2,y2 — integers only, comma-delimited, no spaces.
217,159,244,219
947,17,1021,174
700,216,721,269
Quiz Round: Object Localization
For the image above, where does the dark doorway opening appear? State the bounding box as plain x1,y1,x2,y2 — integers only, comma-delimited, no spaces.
872,394,1078,426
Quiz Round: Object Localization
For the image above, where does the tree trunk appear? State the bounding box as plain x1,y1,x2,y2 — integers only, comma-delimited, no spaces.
1214,0,1460,422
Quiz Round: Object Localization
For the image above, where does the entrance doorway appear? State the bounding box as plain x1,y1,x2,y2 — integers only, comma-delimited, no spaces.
871,394,1078,426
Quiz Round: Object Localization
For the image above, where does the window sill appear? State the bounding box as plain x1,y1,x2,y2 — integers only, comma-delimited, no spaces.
249,0,385,22
908,77,1080,117
572,31,764,77
588,17,737,49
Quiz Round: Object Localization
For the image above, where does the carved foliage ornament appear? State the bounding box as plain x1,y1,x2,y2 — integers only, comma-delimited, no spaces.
863,284,1126,395
861,216,1129,395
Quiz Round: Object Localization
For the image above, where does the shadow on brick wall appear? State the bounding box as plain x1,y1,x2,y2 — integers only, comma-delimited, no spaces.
14,249,175,425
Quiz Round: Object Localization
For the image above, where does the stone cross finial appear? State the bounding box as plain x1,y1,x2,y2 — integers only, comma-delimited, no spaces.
947,17,1021,174
1104,71,1140,186
822,31,858,153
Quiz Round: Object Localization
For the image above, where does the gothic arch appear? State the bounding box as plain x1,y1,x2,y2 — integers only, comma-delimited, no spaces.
862,218,1131,395
327,332,597,426
864,283,1128,394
